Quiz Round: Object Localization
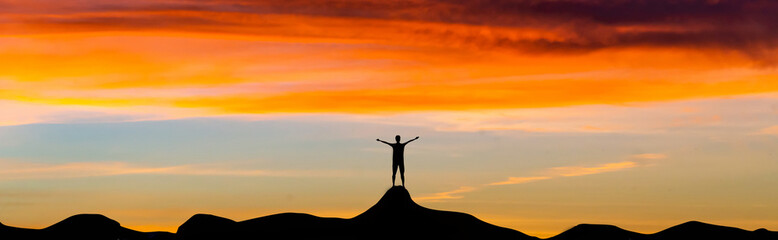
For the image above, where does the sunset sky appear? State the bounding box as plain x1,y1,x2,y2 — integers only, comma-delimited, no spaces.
1,0,777,237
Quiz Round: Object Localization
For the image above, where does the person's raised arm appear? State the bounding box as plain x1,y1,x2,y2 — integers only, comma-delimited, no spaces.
404,136,420,144
376,138,391,145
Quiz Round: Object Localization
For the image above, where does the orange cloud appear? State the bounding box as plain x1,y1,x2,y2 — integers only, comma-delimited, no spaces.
549,161,638,177
631,153,668,160
488,160,643,186
487,176,552,186
2,1,778,117
0,160,348,180
424,156,659,202
5,1,778,60
416,186,476,202
172,75,778,113
757,125,778,135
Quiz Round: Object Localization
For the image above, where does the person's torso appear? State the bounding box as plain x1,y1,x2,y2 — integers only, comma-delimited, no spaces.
391,143,405,157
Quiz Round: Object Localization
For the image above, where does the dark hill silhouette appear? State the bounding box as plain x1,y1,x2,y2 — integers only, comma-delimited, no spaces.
177,214,237,239
0,221,38,240
548,220,778,240
352,186,535,239
176,212,351,239
44,214,119,229
548,223,650,240
651,220,776,240
1,187,776,240
44,214,175,240
176,186,534,240
0,214,175,240
236,212,350,238
754,228,778,239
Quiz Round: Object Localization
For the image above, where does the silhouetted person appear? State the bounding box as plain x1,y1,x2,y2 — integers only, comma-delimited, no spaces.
377,135,419,186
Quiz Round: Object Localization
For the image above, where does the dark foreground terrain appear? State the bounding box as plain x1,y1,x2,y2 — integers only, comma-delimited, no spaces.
1,186,775,240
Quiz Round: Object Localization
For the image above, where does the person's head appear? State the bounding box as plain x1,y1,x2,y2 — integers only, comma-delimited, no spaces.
395,135,401,142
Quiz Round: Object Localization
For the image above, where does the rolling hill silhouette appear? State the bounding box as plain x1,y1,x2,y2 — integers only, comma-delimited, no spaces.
548,220,778,240
0,186,775,240
0,214,175,240
548,223,650,240
176,186,535,239
351,186,533,239
652,221,778,240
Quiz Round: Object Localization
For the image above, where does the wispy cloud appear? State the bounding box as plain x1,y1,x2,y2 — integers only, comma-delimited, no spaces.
0,99,212,127
5,0,778,60
487,176,551,186
549,161,638,177
416,186,476,202
756,125,778,135
3,1,778,118
492,153,667,185
420,154,666,202
0,160,344,180
335,96,778,135
631,153,668,159
487,160,644,186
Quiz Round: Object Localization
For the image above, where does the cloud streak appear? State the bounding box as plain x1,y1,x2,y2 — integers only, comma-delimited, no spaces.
631,153,668,160
3,0,778,59
0,160,345,180
548,161,638,177
487,176,551,186
2,1,778,121
415,186,477,202
420,154,665,202
757,125,778,135
488,159,646,186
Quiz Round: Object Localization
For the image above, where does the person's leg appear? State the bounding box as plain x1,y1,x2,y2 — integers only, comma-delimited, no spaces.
392,162,398,186
399,161,405,186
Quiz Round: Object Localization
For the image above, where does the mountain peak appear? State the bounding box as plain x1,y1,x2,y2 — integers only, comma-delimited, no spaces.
677,220,708,227
662,220,743,232
40,214,135,240
372,186,418,207
349,186,536,239
387,185,410,194
352,186,421,221
653,220,756,240
44,214,120,231
177,213,237,239
550,223,647,240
